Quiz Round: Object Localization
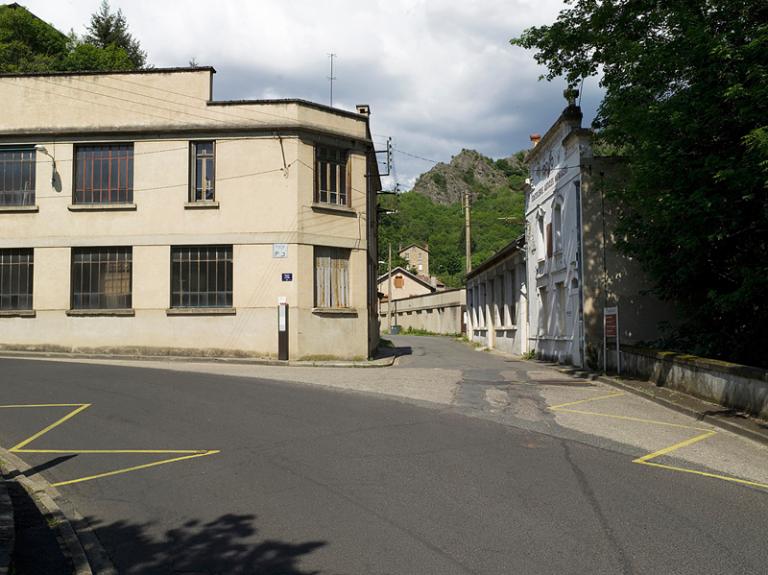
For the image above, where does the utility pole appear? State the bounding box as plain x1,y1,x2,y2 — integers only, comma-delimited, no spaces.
465,190,472,273
327,53,336,107
387,242,393,334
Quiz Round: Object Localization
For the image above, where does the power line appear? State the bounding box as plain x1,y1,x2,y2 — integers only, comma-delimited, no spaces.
392,147,440,164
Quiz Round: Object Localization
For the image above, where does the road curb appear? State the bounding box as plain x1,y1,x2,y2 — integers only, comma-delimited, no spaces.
0,349,396,368
0,448,117,575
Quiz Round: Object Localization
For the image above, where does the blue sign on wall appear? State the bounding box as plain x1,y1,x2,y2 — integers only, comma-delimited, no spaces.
282,273,293,282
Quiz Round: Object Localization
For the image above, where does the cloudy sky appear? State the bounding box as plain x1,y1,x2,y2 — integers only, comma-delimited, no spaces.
22,0,601,189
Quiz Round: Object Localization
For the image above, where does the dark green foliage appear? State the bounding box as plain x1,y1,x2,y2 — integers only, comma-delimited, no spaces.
0,4,67,72
62,37,135,71
379,151,526,288
85,1,146,68
513,0,768,367
0,2,146,73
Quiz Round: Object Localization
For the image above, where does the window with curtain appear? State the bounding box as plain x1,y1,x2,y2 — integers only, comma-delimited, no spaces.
71,247,132,310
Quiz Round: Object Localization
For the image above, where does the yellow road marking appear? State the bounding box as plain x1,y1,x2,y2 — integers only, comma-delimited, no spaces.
16,449,209,454
10,403,91,451
635,461,768,491
0,402,219,486
0,403,87,408
547,388,768,492
51,450,220,487
549,392,625,410
555,408,712,432
633,431,718,463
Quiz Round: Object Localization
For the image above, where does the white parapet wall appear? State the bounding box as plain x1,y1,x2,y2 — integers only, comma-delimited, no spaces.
621,346,768,420
380,289,465,335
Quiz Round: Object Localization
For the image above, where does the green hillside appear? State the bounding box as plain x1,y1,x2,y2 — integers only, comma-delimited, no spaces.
378,149,527,287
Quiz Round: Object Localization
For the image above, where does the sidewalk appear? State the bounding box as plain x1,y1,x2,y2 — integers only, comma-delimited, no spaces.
551,362,768,446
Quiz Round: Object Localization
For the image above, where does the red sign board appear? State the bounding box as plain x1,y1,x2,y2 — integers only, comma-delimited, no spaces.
605,314,617,338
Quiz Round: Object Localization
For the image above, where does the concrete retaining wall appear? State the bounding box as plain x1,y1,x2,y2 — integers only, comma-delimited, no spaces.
621,346,768,420
380,289,465,335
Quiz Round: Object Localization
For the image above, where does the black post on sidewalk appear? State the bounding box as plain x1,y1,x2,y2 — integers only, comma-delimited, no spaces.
278,303,289,360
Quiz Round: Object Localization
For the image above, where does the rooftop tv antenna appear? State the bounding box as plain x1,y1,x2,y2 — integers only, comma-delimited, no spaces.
327,53,336,106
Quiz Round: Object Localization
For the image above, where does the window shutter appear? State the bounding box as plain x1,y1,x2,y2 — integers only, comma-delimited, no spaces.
315,249,331,307
346,158,352,206
313,146,319,203
546,223,553,258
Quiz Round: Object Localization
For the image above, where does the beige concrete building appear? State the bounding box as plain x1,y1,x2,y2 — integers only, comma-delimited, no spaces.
399,243,429,276
377,266,436,303
0,67,381,360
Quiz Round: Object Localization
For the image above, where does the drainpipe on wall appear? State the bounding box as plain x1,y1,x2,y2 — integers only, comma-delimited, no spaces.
576,179,586,368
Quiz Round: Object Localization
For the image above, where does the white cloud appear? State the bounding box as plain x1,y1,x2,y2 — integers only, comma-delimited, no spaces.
20,0,600,188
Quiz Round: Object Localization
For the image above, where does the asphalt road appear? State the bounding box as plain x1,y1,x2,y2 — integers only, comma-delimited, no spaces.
1,337,767,574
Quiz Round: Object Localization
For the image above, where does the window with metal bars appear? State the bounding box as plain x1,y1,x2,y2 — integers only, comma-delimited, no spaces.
190,141,215,201
314,146,349,206
0,146,35,206
0,249,33,310
314,246,350,308
71,247,132,310
74,144,134,204
171,245,232,308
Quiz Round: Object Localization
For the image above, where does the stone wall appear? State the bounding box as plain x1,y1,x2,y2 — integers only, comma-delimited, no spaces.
380,289,465,335
621,346,768,420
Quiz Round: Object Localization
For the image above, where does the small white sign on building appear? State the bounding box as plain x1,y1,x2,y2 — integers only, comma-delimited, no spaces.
272,243,288,258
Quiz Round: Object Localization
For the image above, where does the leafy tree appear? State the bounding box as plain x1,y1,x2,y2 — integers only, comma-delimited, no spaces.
0,4,67,72
0,2,147,72
85,0,146,68
512,0,768,367
63,36,135,71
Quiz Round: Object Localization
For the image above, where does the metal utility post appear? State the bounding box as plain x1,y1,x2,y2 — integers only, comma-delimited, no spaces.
327,53,336,107
465,190,472,273
387,243,393,333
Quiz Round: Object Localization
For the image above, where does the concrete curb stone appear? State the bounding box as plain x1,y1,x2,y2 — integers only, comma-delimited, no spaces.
0,448,117,575
0,349,397,368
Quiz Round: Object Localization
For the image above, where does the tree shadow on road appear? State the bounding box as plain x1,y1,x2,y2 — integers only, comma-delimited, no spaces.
85,513,326,574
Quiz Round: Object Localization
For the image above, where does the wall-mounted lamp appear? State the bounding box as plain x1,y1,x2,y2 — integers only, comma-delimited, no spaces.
34,144,56,186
